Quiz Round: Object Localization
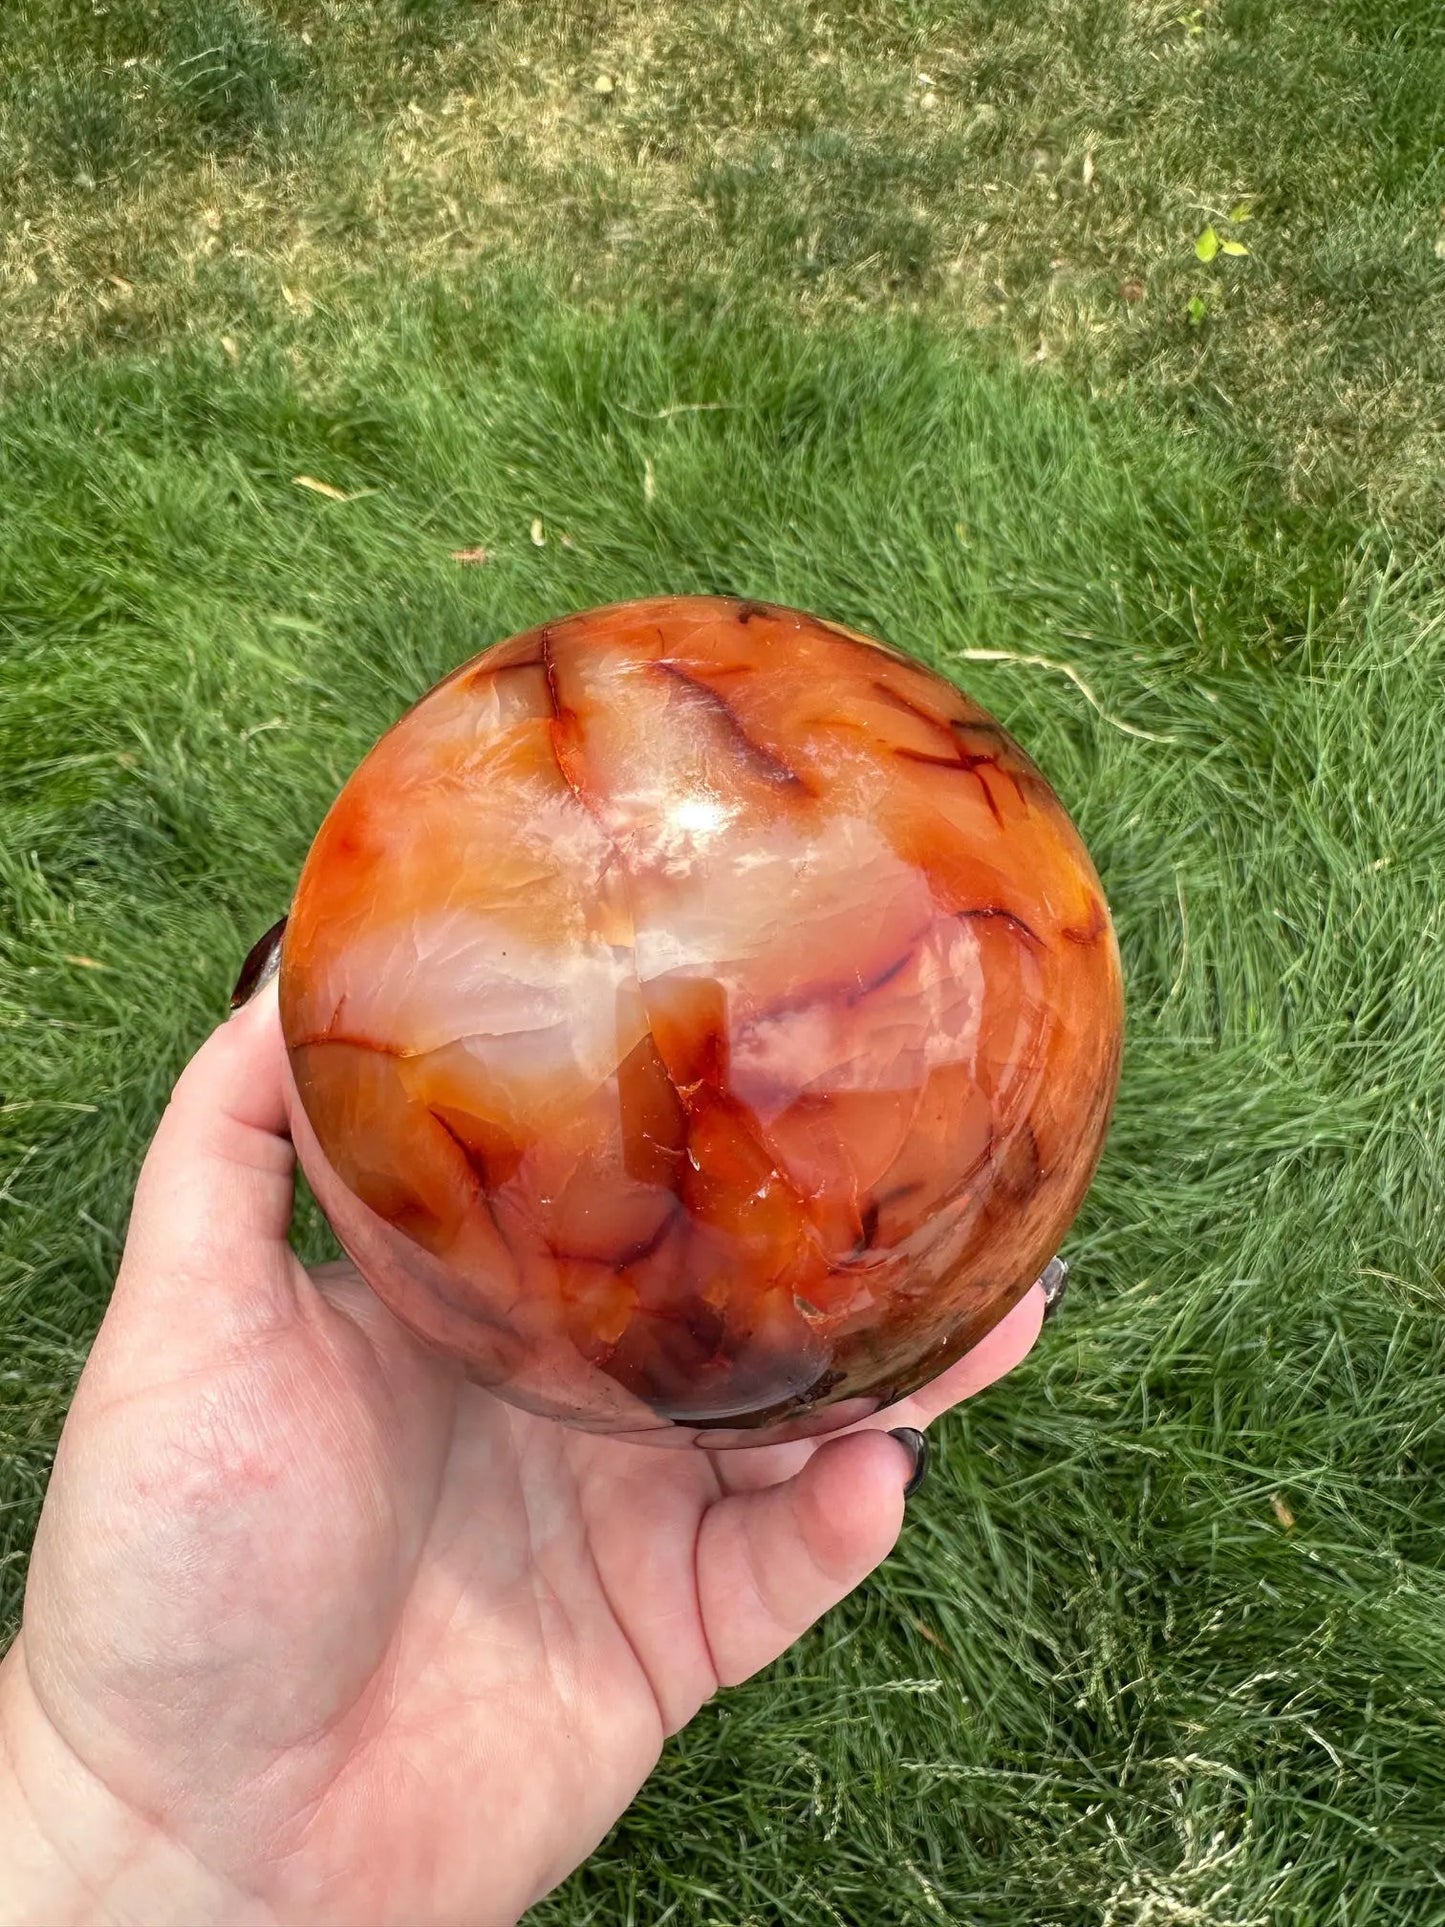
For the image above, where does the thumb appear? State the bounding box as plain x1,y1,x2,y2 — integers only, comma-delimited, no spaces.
694,1428,914,1690
102,980,301,1363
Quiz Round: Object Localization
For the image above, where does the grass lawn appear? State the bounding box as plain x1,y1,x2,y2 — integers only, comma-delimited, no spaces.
2,4,1444,1922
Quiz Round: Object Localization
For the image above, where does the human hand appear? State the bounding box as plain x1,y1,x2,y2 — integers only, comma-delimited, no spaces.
0,982,1045,1927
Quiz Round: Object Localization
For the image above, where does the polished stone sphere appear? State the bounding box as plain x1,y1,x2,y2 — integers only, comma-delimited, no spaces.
279,596,1122,1445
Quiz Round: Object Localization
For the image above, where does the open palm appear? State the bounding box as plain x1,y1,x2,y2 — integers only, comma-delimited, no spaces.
5,986,1042,1927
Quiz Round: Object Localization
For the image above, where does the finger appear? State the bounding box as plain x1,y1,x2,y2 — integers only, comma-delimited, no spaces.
695,1426,914,1688
111,981,298,1325
712,1284,1046,1496
868,1281,1045,1433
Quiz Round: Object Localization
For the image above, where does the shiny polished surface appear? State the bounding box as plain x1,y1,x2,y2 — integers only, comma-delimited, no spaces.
280,596,1123,1443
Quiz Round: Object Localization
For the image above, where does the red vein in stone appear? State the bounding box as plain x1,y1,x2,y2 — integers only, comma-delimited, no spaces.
427,1108,515,1249
1061,898,1109,945
460,652,545,694
548,1203,683,1274
538,627,565,722
955,906,1043,951
870,679,963,744
951,720,1038,808
290,1031,411,1056
894,745,1007,828
745,928,930,1031
654,660,813,793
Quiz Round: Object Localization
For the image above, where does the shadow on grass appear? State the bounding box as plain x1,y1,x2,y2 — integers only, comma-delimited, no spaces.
2,0,311,189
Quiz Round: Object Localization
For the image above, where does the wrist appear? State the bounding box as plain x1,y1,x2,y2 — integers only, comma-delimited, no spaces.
0,1640,275,1927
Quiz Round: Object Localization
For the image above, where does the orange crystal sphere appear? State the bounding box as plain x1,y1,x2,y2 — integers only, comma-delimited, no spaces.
279,596,1123,1445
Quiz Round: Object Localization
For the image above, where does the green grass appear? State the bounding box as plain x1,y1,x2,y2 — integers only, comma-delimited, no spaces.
2,3,1444,1923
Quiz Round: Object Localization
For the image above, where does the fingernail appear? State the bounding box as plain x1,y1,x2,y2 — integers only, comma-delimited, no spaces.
230,916,288,1011
1039,1255,1070,1322
888,1426,930,1499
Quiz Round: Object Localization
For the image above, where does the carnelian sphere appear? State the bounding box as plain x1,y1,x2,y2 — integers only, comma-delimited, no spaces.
279,596,1123,1446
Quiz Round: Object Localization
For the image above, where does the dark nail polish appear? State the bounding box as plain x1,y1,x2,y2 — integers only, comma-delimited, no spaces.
230,916,288,1011
1039,1255,1070,1321
889,1426,930,1499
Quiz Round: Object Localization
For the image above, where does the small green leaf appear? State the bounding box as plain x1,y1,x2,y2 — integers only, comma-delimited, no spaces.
1229,201,1254,223
1187,294,1208,326
1220,238,1249,256
1195,226,1220,261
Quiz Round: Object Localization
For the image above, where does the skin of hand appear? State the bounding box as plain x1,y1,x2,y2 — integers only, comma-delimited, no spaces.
0,982,1044,1927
